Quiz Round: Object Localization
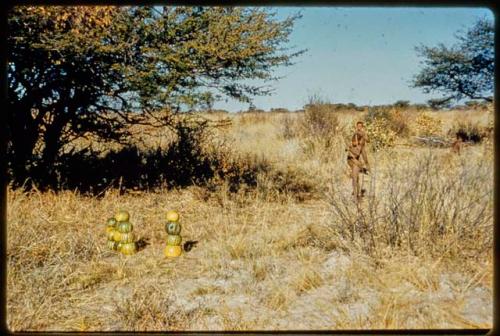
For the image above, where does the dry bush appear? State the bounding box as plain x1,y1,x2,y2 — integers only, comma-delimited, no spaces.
300,101,340,139
237,112,269,126
24,113,316,202
291,268,325,293
365,118,398,150
209,149,271,192
365,107,410,136
256,164,318,202
325,149,493,260
287,224,338,251
280,113,299,140
447,120,493,143
262,285,294,311
203,146,317,203
296,97,345,161
389,109,411,137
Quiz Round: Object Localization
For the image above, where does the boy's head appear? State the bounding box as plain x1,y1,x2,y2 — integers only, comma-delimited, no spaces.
356,121,364,131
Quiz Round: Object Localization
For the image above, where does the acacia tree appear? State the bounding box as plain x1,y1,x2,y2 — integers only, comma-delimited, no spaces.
7,6,303,186
412,18,494,106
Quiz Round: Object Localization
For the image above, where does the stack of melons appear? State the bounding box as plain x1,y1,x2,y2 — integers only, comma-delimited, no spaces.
114,210,137,255
106,217,118,251
164,210,182,258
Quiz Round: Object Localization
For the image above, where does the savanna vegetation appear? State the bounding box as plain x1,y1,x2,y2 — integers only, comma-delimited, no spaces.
7,102,494,331
5,6,494,331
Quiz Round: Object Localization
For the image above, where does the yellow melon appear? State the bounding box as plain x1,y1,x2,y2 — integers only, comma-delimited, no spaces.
166,210,180,222
121,242,136,255
115,210,130,222
106,229,115,240
164,245,182,258
113,230,122,241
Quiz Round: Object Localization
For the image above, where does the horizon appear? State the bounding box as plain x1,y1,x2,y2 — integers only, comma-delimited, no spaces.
212,7,494,113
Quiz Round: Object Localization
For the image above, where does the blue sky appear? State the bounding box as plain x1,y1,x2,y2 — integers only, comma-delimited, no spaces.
213,7,494,112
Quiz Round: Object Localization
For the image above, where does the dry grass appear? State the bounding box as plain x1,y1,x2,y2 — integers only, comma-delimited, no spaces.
6,105,493,331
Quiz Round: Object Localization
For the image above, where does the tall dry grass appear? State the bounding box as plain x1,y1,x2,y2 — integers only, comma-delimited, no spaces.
325,147,493,259
6,104,493,331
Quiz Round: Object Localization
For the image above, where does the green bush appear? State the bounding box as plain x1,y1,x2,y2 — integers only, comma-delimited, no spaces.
364,107,410,150
414,113,442,136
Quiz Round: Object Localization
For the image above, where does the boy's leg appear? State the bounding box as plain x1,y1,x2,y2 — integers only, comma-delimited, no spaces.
351,164,360,197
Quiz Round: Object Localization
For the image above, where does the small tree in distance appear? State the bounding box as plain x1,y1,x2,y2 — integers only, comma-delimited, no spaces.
412,18,494,105
393,100,410,109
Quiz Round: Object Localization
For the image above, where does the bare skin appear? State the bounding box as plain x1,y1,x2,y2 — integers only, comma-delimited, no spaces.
347,123,370,199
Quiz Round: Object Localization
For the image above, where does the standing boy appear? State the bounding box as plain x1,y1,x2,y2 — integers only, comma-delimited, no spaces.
347,121,370,198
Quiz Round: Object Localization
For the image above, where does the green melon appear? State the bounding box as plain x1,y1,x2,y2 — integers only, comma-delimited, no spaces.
119,232,135,244
165,222,181,235
117,221,133,233
107,217,117,227
166,234,182,246
107,240,117,250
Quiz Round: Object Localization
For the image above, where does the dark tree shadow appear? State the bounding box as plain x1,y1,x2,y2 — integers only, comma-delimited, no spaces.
7,122,316,202
8,124,219,195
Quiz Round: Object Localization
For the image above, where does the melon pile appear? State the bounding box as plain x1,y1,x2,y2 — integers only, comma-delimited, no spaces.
105,217,118,250
105,210,137,255
164,210,182,258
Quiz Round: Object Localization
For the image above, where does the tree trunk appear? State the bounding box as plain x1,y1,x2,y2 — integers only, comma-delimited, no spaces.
7,100,40,188
41,113,67,188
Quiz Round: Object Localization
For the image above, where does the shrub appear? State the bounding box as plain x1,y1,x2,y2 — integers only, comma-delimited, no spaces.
237,112,269,126
364,107,409,150
365,107,410,136
297,97,342,158
448,121,492,143
393,100,410,109
411,103,428,111
464,100,490,110
270,108,290,114
427,98,452,110
256,164,317,202
44,118,217,193
210,151,270,193
204,139,317,201
414,113,443,136
300,102,339,139
365,118,397,150
280,114,298,139
389,109,411,136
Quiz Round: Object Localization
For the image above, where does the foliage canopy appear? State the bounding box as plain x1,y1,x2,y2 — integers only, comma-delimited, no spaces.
412,18,494,106
7,6,304,187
